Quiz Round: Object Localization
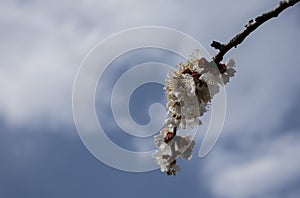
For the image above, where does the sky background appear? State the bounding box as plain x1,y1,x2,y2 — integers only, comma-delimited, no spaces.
1,0,300,198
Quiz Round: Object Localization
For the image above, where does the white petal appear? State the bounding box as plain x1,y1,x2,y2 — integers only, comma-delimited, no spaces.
226,58,235,68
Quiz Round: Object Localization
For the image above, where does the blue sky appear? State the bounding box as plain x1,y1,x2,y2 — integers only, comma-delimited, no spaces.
1,0,300,198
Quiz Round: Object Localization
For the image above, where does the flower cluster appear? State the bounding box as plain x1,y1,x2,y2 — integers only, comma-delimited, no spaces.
152,50,236,175
152,128,195,175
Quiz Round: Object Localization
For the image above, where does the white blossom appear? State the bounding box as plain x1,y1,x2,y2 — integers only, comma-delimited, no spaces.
152,128,195,174
152,50,236,175
226,58,236,68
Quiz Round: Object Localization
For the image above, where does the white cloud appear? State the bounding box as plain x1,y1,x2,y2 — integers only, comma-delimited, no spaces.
202,131,300,198
0,0,298,135
0,0,278,127
0,0,100,127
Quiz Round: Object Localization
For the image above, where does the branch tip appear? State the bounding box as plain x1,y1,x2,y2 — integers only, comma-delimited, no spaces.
212,0,300,65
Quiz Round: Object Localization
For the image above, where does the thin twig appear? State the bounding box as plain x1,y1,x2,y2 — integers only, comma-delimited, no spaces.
211,0,300,64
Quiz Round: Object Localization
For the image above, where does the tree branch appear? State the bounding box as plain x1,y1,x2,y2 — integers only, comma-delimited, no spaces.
211,0,300,64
